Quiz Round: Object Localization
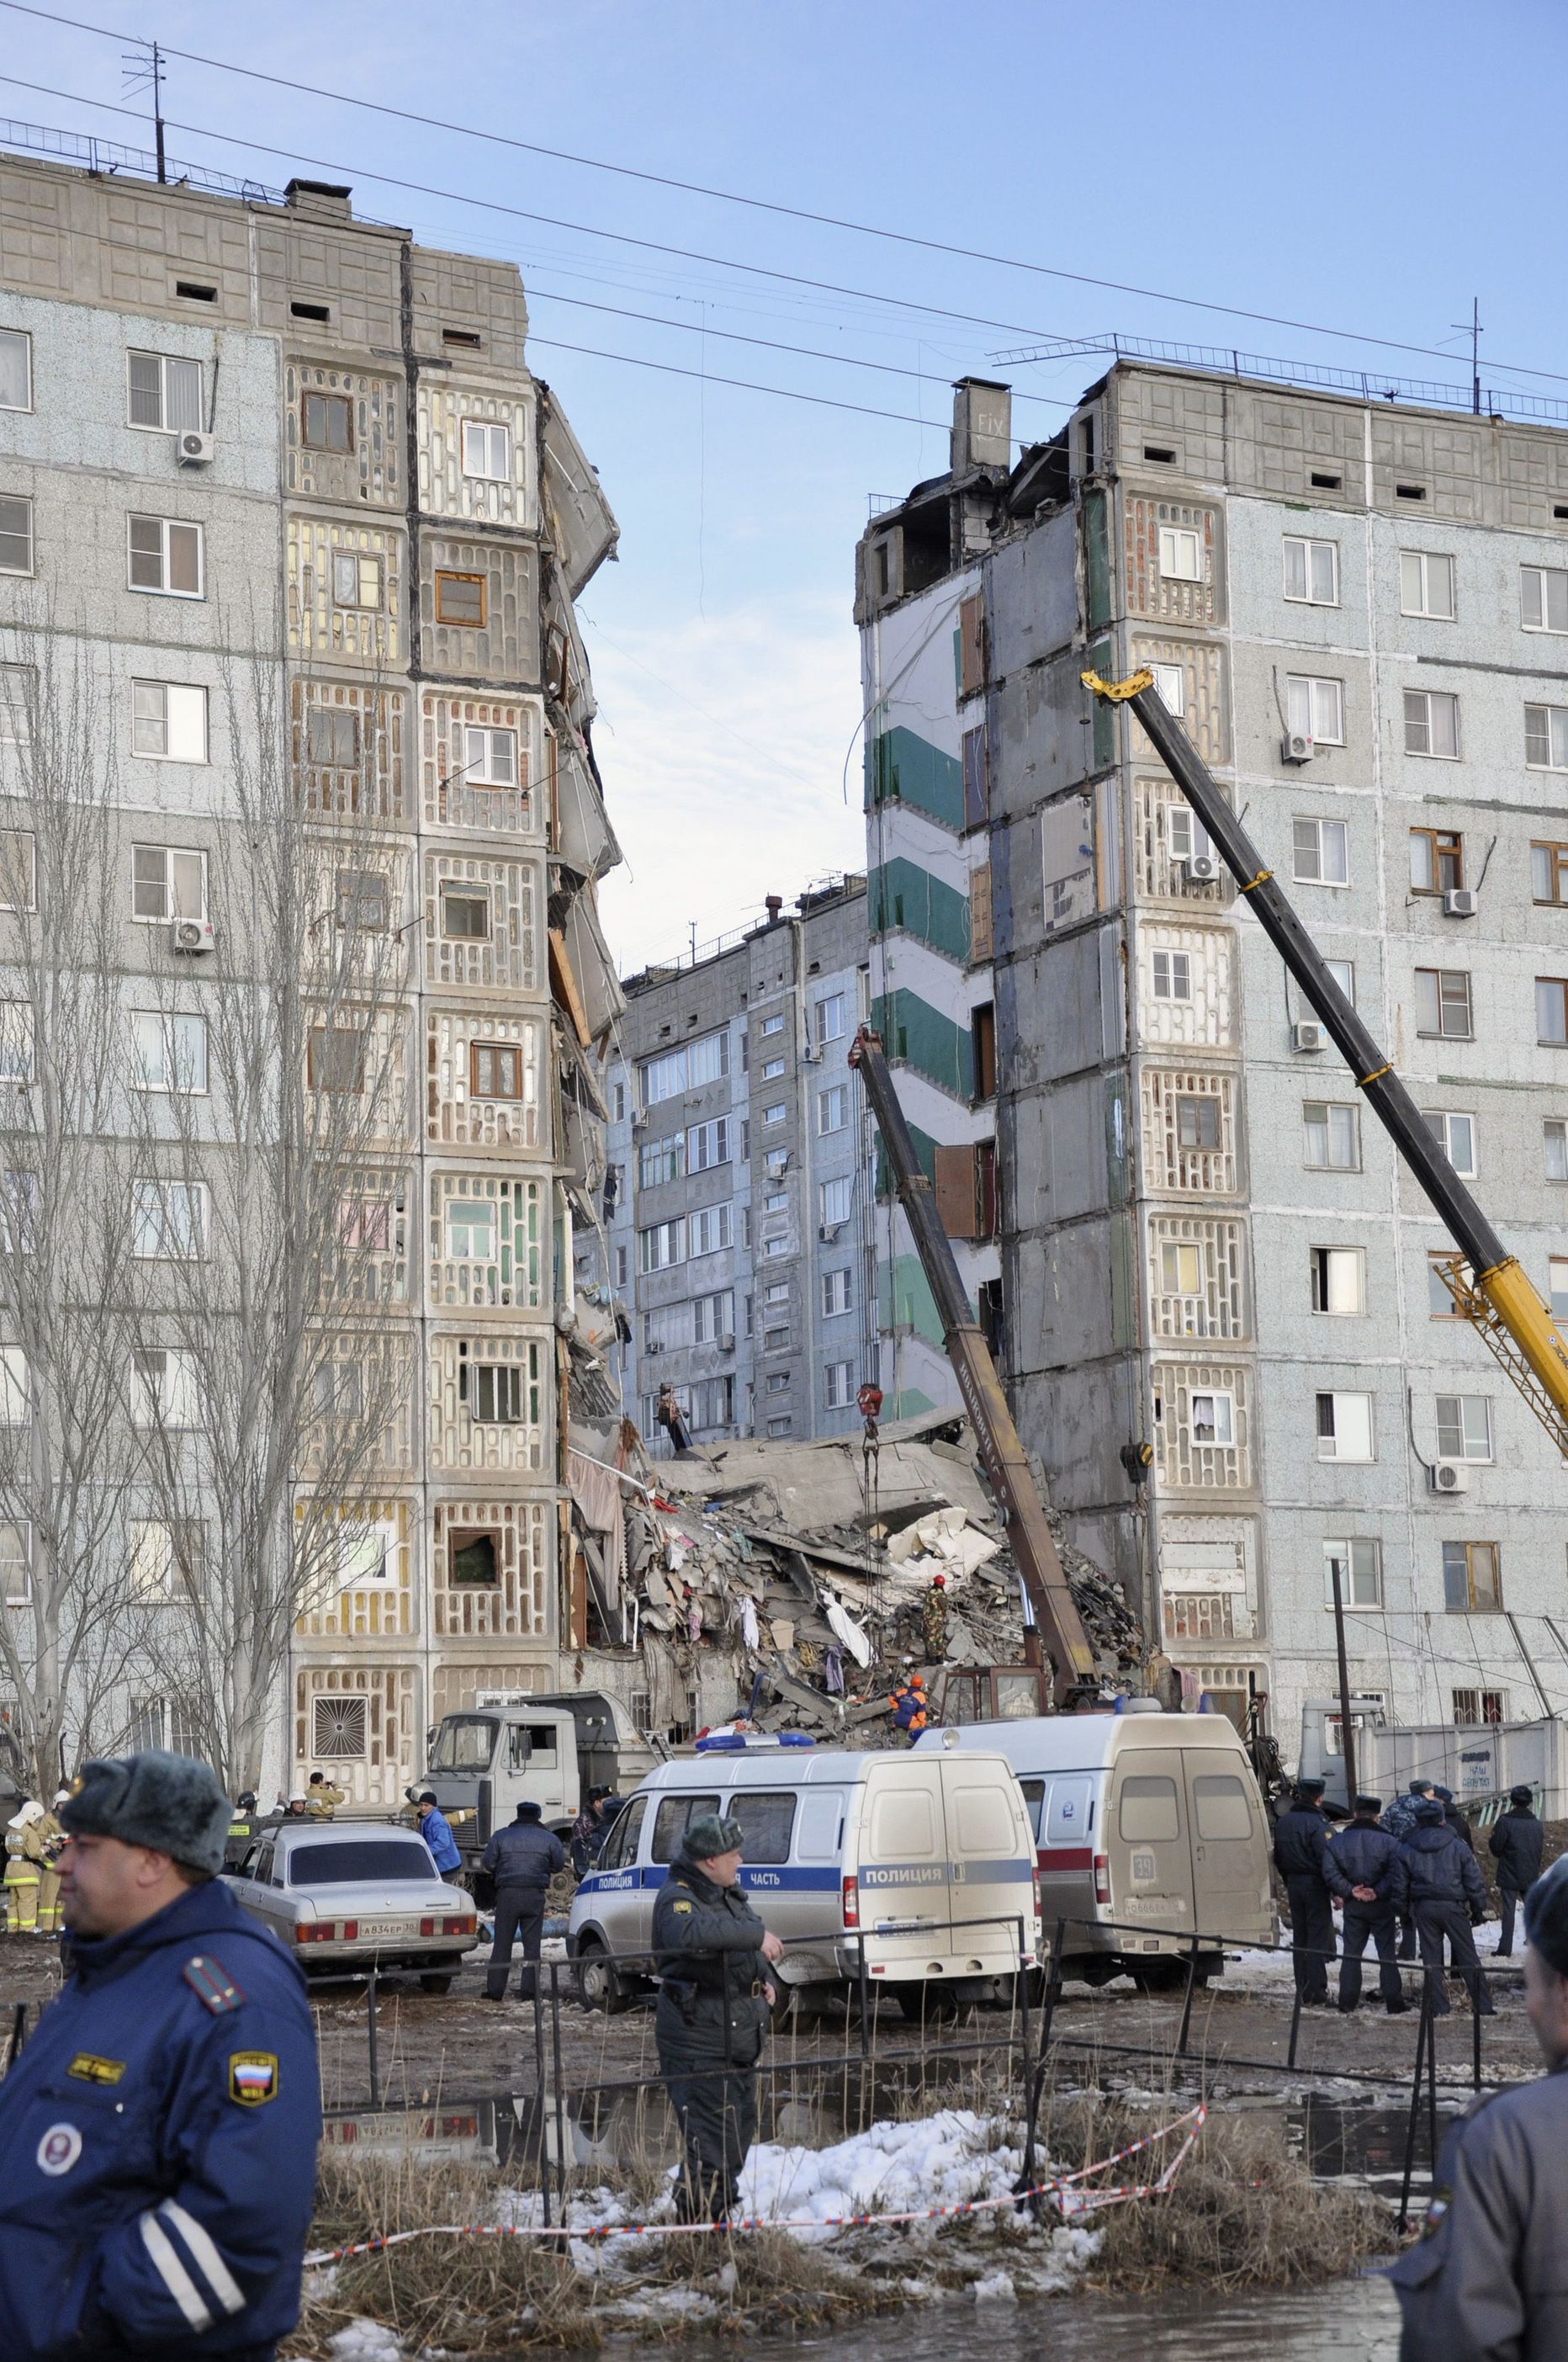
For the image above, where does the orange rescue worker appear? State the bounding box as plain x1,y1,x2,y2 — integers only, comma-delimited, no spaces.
889,1672,928,1740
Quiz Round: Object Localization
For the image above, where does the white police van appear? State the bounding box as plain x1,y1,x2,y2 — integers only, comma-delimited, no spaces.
566,1733,1041,2014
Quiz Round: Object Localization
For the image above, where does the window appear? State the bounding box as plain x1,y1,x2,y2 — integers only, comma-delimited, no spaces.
961,726,989,829
1409,829,1463,895
127,515,203,597
1532,842,1568,910
1436,1393,1492,1462
336,868,389,931
307,707,359,768
1546,1120,1568,1181
131,1180,208,1259
302,390,353,452
818,1085,848,1134
0,1002,30,1085
435,571,485,627
130,1011,208,1094
1429,1250,1471,1317
1176,1094,1221,1150
307,1028,367,1092
0,1520,29,1606
824,1360,855,1409
445,1200,495,1261
819,1175,854,1229
1416,968,1472,1039
765,1371,790,1398
131,1348,201,1430
814,992,847,1046
1150,661,1185,715
611,1080,627,1124
0,496,31,576
1443,1539,1502,1613
1452,1689,1506,1728
972,1001,997,1099
1152,948,1191,1000
1526,704,1568,771
468,1363,525,1423
614,1245,628,1287
639,1134,684,1189
440,889,490,940
469,1041,524,1098
1189,1390,1234,1445
1325,957,1355,1006
0,666,29,749
762,1101,786,1127
691,1290,734,1345
1311,1245,1364,1314
639,1218,685,1273
1539,979,1568,1046
761,1058,786,1081
1316,1393,1375,1462
131,845,205,922
1401,549,1456,619
764,1147,788,1175
689,1203,732,1256
331,550,381,609
640,1030,728,1106
129,1520,202,1601
1165,805,1214,866
464,725,516,787
1324,1537,1381,1609
1286,676,1345,744
1118,1774,1180,1843
686,1117,729,1171
822,1268,852,1317
1303,1101,1359,1170
131,681,208,763
651,1794,719,1864
1293,818,1348,885
764,1282,789,1306
1423,1110,1476,1176
1404,688,1459,758
447,1527,499,1585
759,1013,785,1038
1158,525,1202,581
729,1791,796,1864
1284,535,1338,605
958,590,985,695
1522,565,1568,634
0,328,30,412
762,1233,788,1258
1158,1239,1202,1301
1552,1257,1568,1321
0,827,33,911
461,420,511,479
126,350,202,433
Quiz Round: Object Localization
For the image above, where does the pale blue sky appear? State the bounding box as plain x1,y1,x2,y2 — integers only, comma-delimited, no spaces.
7,0,1568,962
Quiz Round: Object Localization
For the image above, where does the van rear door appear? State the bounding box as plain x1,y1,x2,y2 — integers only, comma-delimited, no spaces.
941,1756,1037,1972
1182,1750,1270,1946
856,1758,952,1975
1108,1748,1195,1952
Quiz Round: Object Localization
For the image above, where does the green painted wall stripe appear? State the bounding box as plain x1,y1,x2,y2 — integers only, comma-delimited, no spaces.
866,727,964,832
875,1116,937,1199
867,857,971,963
879,1253,953,1350
871,989,973,1102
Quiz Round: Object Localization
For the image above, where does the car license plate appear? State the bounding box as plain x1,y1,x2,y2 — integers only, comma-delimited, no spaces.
359,1919,414,1940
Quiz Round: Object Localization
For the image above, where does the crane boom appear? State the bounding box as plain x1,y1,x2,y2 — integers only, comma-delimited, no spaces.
848,1022,1099,1703
1084,666,1568,1455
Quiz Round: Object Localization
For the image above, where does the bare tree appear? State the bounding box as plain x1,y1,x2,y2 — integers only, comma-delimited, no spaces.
0,631,148,1797
125,658,417,1791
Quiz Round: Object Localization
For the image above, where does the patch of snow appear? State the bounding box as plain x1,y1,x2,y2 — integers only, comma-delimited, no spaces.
737,2108,1023,2243
971,2269,1017,2302
326,2321,405,2361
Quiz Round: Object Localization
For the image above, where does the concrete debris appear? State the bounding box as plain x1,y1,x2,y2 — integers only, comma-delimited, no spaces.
564,1415,1144,1744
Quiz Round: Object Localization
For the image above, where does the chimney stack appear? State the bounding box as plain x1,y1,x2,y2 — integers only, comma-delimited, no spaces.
764,894,783,923
951,377,1012,476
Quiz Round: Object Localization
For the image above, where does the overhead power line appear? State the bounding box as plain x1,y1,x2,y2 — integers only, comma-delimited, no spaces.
527,337,936,430
0,0,1559,387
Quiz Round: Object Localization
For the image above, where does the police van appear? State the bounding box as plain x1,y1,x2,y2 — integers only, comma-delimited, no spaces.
566,1735,1041,2014
915,1705,1272,1986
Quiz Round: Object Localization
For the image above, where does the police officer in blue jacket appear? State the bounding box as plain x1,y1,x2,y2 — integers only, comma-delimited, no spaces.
0,1749,320,2360
1324,1794,1410,2015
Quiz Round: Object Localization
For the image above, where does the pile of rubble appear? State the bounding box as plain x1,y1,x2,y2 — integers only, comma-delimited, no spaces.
567,1411,1146,1743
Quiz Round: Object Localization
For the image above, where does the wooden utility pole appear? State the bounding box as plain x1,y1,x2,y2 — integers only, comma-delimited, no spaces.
1329,1552,1359,1807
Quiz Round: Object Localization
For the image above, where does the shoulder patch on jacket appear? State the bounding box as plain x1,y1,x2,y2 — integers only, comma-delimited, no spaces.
228,2051,278,2105
183,1954,246,2014
670,1898,694,1913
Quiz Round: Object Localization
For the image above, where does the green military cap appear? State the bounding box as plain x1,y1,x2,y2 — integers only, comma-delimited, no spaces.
681,1812,744,1862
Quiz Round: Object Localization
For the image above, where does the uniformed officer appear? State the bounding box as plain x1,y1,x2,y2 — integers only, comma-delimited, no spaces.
1489,1785,1545,1959
1325,1793,1409,2014
653,1811,782,2222
223,1792,261,1874
305,1772,346,1821
34,1791,67,1936
480,1800,565,2002
0,1748,320,2359
1272,1776,1336,2005
4,1797,45,1933
1387,1852,1568,2355
1401,1794,1493,2019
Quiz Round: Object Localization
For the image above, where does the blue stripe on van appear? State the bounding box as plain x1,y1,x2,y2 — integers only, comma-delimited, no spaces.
575,1860,1033,1898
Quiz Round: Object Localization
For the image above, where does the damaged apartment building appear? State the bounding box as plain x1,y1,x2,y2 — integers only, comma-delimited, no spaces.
0,137,623,1801
858,361,1568,1749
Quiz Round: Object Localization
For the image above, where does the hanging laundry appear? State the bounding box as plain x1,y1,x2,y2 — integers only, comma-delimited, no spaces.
740,1595,760,1651
824,1644,845,1696
824,1592,871,1667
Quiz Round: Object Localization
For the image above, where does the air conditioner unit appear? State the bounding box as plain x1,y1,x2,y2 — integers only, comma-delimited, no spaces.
631,1108,648,1133
718,1334,736,1354
1443,888,1477,919
170,917,215,954
177,430,215,466
1185,851,1220,883
1428,1459,1470,1495
1280,730,1314,765
1291,1020,1327,1052
803,1045,823,1064
644,1340,663,1356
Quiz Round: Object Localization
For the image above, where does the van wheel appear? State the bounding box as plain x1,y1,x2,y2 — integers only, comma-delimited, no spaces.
419,1972,455,1994
576,1939,629,2015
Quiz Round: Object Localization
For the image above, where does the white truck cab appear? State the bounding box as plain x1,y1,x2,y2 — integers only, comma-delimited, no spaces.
417,1691,658,1876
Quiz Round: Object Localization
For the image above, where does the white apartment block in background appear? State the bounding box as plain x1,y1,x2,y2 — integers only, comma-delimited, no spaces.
860,362,1568,1761
0,141,622,1797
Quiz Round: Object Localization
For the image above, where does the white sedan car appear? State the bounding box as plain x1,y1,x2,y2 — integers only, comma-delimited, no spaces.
225,1822,478,1989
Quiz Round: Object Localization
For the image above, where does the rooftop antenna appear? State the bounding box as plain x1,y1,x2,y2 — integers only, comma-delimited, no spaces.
1452,297,1481,415
121,40,167,184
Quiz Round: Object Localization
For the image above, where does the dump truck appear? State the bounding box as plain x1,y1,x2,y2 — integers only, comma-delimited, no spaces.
413,1689,659,1881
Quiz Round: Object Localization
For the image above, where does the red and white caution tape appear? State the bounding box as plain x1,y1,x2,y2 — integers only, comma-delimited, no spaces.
304,2103,1207,2264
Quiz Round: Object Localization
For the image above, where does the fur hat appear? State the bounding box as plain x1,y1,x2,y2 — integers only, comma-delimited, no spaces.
1511,1785,1534,1807
681,1812,744,1862
59,1750,230,1876
1412,1797,1445,1825
516,1799,543,1821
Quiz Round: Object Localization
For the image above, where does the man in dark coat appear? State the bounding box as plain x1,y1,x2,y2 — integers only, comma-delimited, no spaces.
480,1801,565,2003
653,1811,782,2222
1385,1781,1437,1958
1401,1797,1493,2017
1436,1785,1475,1850
1490,1785,1546,1960
1326,1793,1410,2014
1273,1776,1336,2005
1387,1854,1568,2357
